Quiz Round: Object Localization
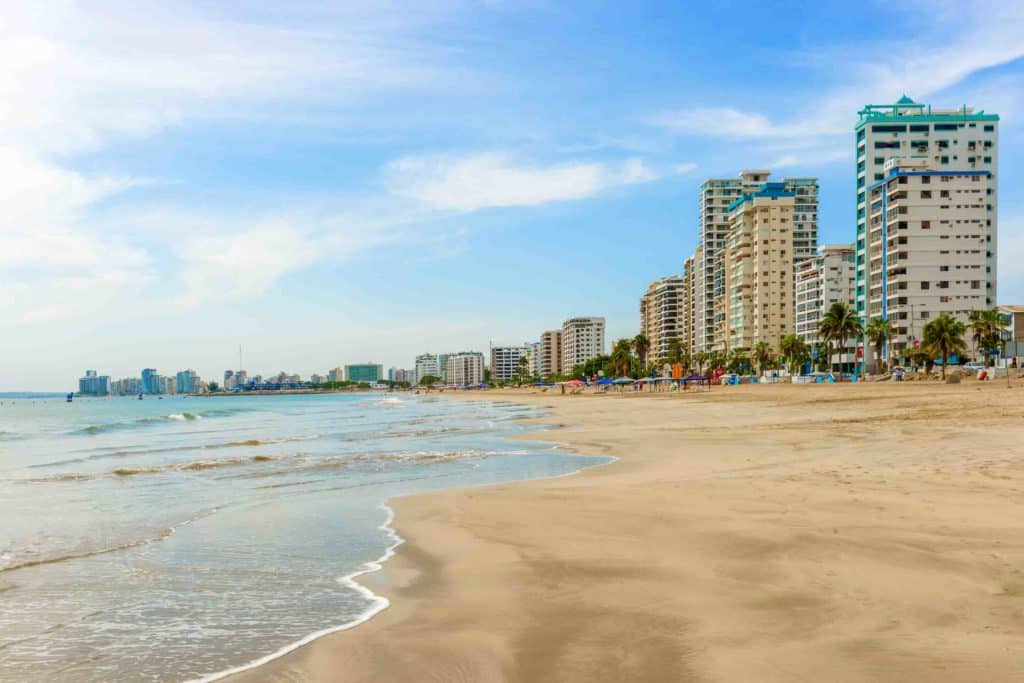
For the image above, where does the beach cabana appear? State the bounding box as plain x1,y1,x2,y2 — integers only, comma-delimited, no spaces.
682,374,711,392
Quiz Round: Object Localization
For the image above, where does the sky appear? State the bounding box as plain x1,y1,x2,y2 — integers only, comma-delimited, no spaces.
3,1,1024,390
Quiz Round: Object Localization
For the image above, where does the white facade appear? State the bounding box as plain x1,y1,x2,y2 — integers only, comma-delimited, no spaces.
489,345,530,383
795,244,856,345
866,157,994,355
560,316,605,375
445,352,484,386
414,353,441,384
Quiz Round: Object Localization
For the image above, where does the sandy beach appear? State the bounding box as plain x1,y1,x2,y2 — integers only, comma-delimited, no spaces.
229,380,1024,682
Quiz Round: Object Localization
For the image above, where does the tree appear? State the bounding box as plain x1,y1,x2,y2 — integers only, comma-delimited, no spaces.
753,341,772,376
666,339,685,365
865,317,893,374
727,348,750,374
922,313,967,379
610,339,633,377
695,351,709,375
515,355,532,385
632,334,650,371
779,334,806,375
818,302,863,375
207,381,220,392
418,375,441,389
968,308,1004,367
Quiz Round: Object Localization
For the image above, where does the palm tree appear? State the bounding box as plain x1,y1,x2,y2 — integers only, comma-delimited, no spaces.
666,338,684,365
632,334,651,371
779,334,806,375
695,351,709,375
516,355,531,385
819,302,863,375
610,338,633,377
968,308,1004,366
865,317,893,374
753,341,772,377
923,313,967,379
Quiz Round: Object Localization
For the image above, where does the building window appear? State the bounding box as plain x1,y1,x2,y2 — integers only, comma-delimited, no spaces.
921,281,930,290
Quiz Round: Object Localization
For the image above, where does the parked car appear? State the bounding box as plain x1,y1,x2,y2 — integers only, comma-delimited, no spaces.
962,361,986,372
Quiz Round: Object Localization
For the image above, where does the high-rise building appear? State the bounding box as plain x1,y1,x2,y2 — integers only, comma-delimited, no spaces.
560,316,605,375
720,183,799,354
141,368,159,394
489,345,530,383
327,367,344,383
175,370,200,394
696,171,818,353
414,354,441,384
345,364,384,383
682,256,695,358
640,276,686,364
444,352,485,386
865,157,995,356
78,370,110,396
524,341,541,379
795,245,856,363
855,96,998,336
539,330,562,378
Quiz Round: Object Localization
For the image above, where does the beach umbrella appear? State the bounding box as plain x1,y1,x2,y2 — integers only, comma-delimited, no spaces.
613,377,635,384
565,379,586,387
595,378,614,385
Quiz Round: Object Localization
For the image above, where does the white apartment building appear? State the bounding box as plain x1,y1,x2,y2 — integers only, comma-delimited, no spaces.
855,97,998,325
414,353,441,384
640,275,686,363
524,341,541,378
444,352,485,386
539,330,562,378
489,345,530,383
865,157,994,356
696,171,818,353
560,316,605,375
795,244,856,358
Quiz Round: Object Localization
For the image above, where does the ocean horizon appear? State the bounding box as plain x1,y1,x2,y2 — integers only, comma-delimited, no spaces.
0,393,608,682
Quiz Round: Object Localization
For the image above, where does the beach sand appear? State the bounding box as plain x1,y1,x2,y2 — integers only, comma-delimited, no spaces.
228,381,1024,682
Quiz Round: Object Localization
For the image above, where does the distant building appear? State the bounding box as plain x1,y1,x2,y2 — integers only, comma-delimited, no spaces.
78,370,110,396
490,345,530,383
524,341,541,379
223,370,235,390
175,370,199,394
640,276,686,364
345,364,384,383
445,352,484,386
415,353,441,384
560,316,605,375
327,367,344,383
112,377,142,396
682,256,696,357
310,373,324,385
795,245,857,362
390,368,415,384
141,368,160,395
539,330,562,378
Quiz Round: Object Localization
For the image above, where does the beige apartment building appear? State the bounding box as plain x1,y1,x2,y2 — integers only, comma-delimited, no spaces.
695,171,818,353
640,276,686,364
444,352,484,386
720,183,798,354
560,316,605,375
865,157,993,355
539,329,562,378
682,256,695,357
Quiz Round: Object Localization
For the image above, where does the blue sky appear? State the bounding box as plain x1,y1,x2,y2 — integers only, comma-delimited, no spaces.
3,1,1024,389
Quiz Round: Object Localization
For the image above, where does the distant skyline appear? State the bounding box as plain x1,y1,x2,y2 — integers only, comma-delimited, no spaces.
3,2,1024,390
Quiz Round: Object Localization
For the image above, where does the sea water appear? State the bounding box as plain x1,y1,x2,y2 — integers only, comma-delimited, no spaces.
0,393,605,681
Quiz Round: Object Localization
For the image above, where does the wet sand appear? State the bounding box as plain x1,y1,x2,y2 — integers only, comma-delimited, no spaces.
228,380,1024,682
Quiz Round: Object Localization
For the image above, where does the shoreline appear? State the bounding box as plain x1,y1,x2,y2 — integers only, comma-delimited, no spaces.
227,382,1024,682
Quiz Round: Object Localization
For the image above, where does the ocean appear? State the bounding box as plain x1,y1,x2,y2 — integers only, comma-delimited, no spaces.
0,392,605,682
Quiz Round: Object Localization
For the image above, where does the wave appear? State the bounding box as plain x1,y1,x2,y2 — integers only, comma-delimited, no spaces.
25,456,282,482
0,509,218,574
168,412,202,421
73,408,247,435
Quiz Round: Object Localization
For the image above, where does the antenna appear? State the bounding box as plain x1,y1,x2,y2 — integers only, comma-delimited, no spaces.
239,344,243,372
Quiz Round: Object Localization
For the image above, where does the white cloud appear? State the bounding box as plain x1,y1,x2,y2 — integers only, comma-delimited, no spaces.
386,153,669,212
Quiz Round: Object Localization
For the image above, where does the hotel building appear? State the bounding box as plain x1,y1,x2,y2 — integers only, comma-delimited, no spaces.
539,330,562,378
560,317,605,375
696,171,818,353
414,354,441,384
865,156,994,355
795,244,856,360
855,97,998,334
640,276,686,364
444,352,485,386
719,183,799,354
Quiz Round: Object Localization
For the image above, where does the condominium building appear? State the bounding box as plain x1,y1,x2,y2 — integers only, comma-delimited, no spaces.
795,245,856,361
696,171,818,353
111,377,142,396
640,276,686,364
414,353,441,383
444,352,485,386
327,367,344,383
865,156,994,355
490,345,534,383
78,370,110,396
345,364,384,383
682,256,695,357
855,96,998,327
560,316,605,375
720,183,799,354
524,341,541,378
539,330,562,378
175,369,201,394
141,368,159,394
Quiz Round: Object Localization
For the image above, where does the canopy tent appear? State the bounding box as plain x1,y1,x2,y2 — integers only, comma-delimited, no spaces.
612,377,635,385
595,378,614,385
